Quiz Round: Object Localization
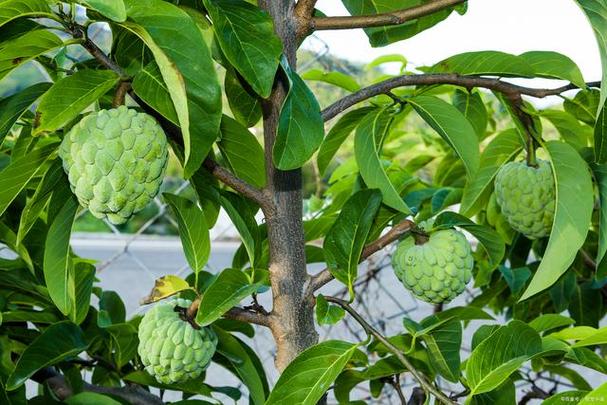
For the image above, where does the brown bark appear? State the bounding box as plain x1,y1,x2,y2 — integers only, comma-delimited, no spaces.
259,0,319,371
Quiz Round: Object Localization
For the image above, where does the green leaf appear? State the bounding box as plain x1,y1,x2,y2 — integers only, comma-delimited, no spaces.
0,0,51,29
409,95,479,178
595,101,607,163
460,129,522,216
163,193,210,274
224,70,262,128
366,54,407,71
6,321,87,390
520,141,594,300
544,390,590,405
131,61,178,125
273,64,324,170
266,340,359,405
65,392,121,405
564,89,600,125
324,189,382,297
593,163,607,278
465,320,542,396
432,51,535,77
576,0,607,109
579,382,607,405
317,107,374,176
70,262,95,325
124,0,222,177
519,51,586,87
79,0,126,22
203,0,281,98
453,89,487,139
0,82,50,144
301,69,360,92
34,70,120,134
433,211,505,271
43,192,78,315
0,143,57,217
213,327,267,405
419,319,462,382
354,108,410,213
220,192,259,267
528,314,575,333
541,109,592,151
315,294,345,325
470,379,516,405
341,0,460,47
573,327,607,347
218,115,266,188
124,370,215,396
196,269,260,326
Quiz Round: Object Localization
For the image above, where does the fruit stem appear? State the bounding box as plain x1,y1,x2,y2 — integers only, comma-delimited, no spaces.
412,229,429,245
525,137,538,167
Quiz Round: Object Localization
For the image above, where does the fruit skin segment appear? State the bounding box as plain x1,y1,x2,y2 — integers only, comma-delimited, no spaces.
59,106,169,225
392,229,474,304
138,299,217,384
494,159,555,240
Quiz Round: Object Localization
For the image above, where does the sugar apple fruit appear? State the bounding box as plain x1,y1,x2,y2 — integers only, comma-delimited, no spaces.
392,230,473,304
138,299,217,384
494,159,555,239
59,106,168,225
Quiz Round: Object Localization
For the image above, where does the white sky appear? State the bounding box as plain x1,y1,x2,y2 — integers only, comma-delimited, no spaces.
304,0,602,82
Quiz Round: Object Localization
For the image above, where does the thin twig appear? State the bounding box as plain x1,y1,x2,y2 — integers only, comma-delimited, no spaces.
311,0,465,31
186,297,271,328
324,296,456,405
308,219,415,294
322,73,601,122
388,375,407,404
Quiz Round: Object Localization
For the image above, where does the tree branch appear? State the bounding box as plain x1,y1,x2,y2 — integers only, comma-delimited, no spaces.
308,219,415,294
322,73,601,122
312,0,465,31
186,297,272,328
324,296,456,405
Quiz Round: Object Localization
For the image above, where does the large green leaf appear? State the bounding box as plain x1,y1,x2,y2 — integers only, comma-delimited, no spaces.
432,51,534,77
163,193,210,274
519,51,586,87
576,0,607,109
273,64,324,170
0,82,50,144
520,141,594,300
224,69,262,128
409,95,479,177
65,392,122,405
196,269,261,326
433,212,505,271
266,340,359,405
213,327,268,405
542,109,592,151
317,107,375,176
355,108,410,213
418,319,462,382
70,262,95,325
43,192,78,315
34,70,119,134
595,100,607,163
573,327,607,347
340,0,462,47
0,0,52,28
324,189,382,297
218,115,266,188
528,314,575,333
6,321,88,390
579,382,607,405
544,390,590,405
301,69,360,92
203,0,281,98
131,61,178,125
79,0,126,22
460,129,522,216
0,30,66,81
465,321,542,396
593,163,607,278
124,0,222,177
0,143,57,217
220,192,260,267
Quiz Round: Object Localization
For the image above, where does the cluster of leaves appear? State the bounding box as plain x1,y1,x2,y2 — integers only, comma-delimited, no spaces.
0,0,606,404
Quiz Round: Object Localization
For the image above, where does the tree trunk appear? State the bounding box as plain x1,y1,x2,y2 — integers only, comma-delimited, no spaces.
259,0,319,371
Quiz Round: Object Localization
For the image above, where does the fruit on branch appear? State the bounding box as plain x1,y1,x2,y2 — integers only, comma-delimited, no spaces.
138,298,217,384
494,159,555,239
392,229,473,304
59,106,168,225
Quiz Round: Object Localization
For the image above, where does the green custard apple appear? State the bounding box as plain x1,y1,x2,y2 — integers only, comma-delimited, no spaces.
392,229,473,304
138,299,217,384
59,106,168,225
494,159,555,239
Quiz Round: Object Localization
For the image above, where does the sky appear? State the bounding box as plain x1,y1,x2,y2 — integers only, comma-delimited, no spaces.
304,0,601,83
